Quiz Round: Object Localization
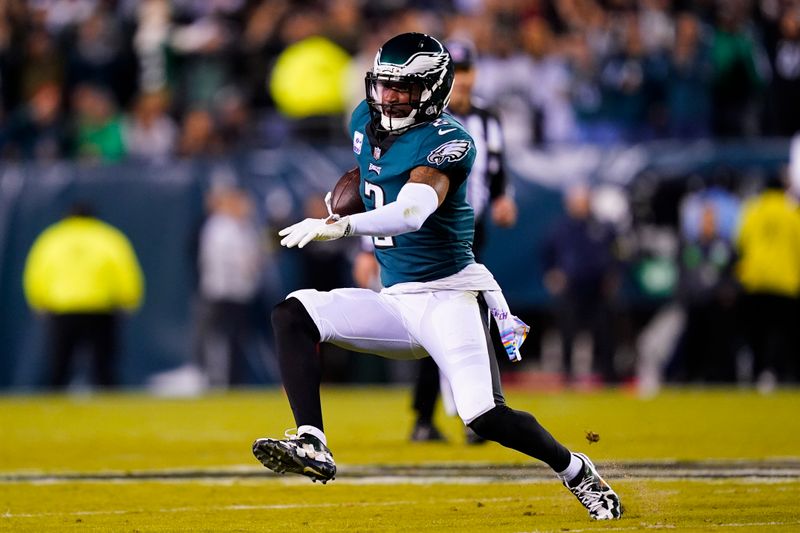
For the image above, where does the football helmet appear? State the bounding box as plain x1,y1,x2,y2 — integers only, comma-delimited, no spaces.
365,32,454,133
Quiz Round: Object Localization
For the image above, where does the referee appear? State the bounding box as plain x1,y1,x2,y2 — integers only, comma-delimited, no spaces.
446,39,517,259
409,39,518,443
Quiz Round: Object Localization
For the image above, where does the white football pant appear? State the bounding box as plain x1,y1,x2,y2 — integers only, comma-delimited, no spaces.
287,287,496,424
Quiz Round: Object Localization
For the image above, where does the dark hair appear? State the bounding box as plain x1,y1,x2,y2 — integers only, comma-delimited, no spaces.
68,201,96,218
764,172,786,191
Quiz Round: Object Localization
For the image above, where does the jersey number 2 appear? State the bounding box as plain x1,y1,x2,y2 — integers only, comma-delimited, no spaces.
364,181,394,247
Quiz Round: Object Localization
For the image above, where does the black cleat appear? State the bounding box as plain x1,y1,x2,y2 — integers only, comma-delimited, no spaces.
253,432,336,484
410,422,447,442
564,453,623,520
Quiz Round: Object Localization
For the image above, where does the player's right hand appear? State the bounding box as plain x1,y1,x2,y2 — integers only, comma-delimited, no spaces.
278,217,351,248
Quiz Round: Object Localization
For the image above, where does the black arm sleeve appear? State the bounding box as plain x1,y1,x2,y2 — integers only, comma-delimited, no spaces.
482,110,507,201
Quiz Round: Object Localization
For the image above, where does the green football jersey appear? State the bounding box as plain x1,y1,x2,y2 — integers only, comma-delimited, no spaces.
348,100,476,287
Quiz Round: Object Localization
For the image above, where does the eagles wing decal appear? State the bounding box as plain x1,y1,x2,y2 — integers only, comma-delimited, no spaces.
427,139,471,165
403,52,449,76
377,52,449,77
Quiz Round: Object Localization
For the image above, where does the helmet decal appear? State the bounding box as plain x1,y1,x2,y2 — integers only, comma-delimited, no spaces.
374,51,450,78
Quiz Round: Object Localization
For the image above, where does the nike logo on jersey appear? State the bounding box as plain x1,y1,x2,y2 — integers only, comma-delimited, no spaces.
438,128,457,135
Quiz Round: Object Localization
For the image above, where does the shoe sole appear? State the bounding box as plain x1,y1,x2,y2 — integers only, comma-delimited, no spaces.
252,438,336,484
572,452,623,520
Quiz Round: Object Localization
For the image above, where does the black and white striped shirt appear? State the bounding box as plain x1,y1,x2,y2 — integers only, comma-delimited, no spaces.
449,102,508,224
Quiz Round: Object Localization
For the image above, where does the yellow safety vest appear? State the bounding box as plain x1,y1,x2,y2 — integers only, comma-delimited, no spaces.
23,216,144,313
736,190,800,297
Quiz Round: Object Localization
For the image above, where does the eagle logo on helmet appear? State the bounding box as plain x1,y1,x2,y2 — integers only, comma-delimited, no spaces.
375,52,450,78
427,139,471,165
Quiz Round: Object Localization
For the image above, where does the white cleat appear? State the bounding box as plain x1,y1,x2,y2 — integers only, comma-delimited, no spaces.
252,431,336,484
564,452,623,520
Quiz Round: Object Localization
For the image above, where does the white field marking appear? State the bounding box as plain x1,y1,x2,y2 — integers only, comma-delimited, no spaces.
6,475,800,487
523,520,800,533
1,496,519,519
4,459,800,483
13,476,560,489
9,467,800,478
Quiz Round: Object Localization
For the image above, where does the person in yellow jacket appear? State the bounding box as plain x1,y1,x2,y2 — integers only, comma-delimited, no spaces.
736,173,800,388
23,203,144,388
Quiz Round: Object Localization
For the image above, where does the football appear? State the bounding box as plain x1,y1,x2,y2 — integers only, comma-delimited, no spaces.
329,166,365,216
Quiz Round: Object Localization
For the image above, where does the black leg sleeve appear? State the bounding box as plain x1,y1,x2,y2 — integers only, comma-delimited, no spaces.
48,314,75,388
270,298,324,431
89,313,117,387
468,404,572,472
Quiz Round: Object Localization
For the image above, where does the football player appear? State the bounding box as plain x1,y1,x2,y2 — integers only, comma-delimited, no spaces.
252,32,622,521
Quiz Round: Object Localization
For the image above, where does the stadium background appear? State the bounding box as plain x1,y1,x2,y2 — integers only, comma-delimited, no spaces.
0,0,799,390
2,2,800,530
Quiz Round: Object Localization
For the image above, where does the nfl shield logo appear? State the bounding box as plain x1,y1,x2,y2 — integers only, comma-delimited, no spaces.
373,146,381,159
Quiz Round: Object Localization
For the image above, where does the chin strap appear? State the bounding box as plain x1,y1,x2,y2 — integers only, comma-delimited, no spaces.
324,191,335,218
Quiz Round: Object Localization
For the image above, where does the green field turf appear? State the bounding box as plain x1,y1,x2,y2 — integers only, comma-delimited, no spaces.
2,387,799,531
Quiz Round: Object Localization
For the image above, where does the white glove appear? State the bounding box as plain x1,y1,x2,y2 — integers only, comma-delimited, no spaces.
278,217,352,248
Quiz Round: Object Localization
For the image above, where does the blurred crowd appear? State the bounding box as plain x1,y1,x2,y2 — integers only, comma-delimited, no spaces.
8,0,800,392
539,170,800,394
1,0,800,162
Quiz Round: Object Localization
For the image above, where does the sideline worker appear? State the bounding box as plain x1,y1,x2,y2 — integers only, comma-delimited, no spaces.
23,202,144,388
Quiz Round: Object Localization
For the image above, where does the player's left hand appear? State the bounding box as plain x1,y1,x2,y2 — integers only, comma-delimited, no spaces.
278,217,351,248
491,195,517,227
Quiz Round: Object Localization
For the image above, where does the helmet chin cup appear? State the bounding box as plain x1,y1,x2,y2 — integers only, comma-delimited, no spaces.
379,110,417,132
